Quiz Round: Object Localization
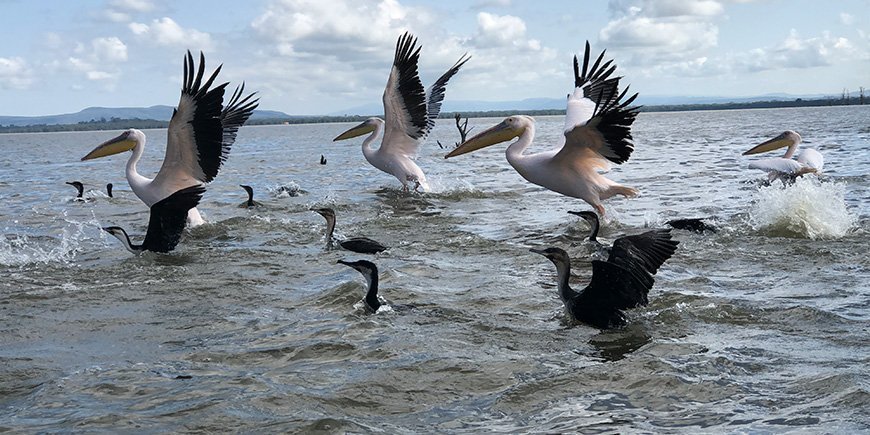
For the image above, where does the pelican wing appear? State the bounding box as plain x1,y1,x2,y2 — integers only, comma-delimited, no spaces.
382,32,428,158
141,185,205,253
748,158,804,174
797,148,824,171
424,53,470,136
563,41,619,133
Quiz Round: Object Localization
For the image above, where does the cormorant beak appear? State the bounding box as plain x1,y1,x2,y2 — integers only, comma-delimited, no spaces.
445,119,523,158
529,248,546,256
743,132,792,155
81,131,137,161
334,121,376,141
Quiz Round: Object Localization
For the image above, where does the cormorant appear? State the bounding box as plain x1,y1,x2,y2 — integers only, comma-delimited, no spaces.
66,181,84,198
337,259,382,313
531,229,678,329
238,184,262,208
320,155,327,165
106,183,114,198
313,208,388,254
666,218,717,234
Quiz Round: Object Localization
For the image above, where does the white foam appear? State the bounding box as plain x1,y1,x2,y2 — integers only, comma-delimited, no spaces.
0,215,102,267
748,177,857,239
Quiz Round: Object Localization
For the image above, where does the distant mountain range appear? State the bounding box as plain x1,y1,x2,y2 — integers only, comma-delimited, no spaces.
330,93,834,116
0,92,844,127
0,105,295,127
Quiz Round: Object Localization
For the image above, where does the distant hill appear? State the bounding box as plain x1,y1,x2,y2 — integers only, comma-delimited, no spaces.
0,106,294,127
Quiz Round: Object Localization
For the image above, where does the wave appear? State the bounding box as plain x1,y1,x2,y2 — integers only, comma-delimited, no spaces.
0,215,102,267
748,177,857,239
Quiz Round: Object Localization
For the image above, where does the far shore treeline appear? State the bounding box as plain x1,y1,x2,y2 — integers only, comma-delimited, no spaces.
1,94,866,134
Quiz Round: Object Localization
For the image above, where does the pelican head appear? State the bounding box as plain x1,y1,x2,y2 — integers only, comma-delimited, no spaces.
743,130,801,155
445,116,530,158
81,129,144,161
333,118,382,141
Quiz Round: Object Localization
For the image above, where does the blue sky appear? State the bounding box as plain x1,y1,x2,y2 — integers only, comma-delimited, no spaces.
0,0,867,116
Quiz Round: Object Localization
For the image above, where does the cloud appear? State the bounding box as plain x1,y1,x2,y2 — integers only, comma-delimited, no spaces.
68,37,129,84
129,17,213,50
0,57,34,90
840,12,854,26
110,0,155,12
734,30,855,72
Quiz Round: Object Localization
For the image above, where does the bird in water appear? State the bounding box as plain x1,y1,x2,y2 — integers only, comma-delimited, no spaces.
106,183,114,198
531,230,678,329
333,32,470,192
666,218,717,234
103,185,205,254
446,41,640,217
80,51,258,227
66,181,84,198
567,210,609,260
320,155,327,165
743,130,823,184
312,207,388,254
238,184,262,208
337,259,382,313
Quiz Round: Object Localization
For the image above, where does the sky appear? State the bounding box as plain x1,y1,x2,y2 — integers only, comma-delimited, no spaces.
0,0,867,116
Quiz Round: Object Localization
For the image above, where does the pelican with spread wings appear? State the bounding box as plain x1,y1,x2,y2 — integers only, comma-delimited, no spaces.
743,130,823,183
81,51,258,226
334,32,470,192
445,42,639,216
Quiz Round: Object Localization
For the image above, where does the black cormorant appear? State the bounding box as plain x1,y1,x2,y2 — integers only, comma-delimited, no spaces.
66,181,84,198
666,218,717,234
103,185,205,254
313,208,388,254
337,259,382,313
531,229,678,329
238,184,262,208
106,183,114,198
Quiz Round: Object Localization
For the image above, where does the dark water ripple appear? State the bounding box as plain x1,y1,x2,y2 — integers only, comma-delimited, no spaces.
1,106,869,432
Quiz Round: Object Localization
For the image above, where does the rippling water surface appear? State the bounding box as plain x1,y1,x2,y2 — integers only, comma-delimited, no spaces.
1,106,868,432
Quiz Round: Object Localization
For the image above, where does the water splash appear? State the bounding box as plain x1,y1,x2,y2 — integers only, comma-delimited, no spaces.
0,216,102,267
749,177,856,239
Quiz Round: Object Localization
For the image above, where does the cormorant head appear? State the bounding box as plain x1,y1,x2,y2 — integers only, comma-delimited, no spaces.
567,210,598,225
312,207,336,220
529,247,571,268
66,181,84,197
106,183,113,197
337,259,378,278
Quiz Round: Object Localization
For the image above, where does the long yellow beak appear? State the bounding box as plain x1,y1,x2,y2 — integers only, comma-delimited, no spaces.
743,132,792,155
81,131,137,161
444,120,522,159
333,121,376,141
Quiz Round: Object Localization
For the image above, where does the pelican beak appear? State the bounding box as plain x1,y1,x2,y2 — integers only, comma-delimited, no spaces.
334,121,376,141
445,119,522,158
81,131,136,161
743,132,791,155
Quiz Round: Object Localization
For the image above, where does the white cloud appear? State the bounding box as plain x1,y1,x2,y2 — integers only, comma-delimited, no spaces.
129,17,213,50
840,12,854,26
68,37,129,84
474,13,528,48
110,0,155,12
0,57,34,90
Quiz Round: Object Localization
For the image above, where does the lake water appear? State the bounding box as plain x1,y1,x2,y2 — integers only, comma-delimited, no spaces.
1,106,868,432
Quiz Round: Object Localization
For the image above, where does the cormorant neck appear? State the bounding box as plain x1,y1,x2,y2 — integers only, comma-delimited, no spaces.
364,270,380,312
586,218,599,242
323,214,336,243
112,228,143,254
553,258,574,302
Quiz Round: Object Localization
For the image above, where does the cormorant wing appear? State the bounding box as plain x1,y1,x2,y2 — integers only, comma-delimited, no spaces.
141,185,206,253
582,259,654,310
340,237,388,254
381,32,428,158
424,53,470,137
608,229,679,275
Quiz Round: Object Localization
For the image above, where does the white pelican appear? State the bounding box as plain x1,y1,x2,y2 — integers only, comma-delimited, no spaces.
333,32,470,192
81,51,258,226
445,42,639,216
103,185,205,253
743,130,823,183
530,229,678,329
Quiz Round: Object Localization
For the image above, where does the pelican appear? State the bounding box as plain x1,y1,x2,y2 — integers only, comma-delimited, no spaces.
238,184,262,208
81,51,258,226
103,185,205,254
531,230,678,329
743,130,823,183
66,181,84,198
333,32,470,192
337,259,382,313
446,42,639,216
106,183,114,198
313,207,388,254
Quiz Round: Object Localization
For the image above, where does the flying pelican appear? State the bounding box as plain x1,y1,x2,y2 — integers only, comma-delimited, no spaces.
313,207,388,254
743,130,823,183
106,183,114,198
333,32,470,192
337,259,383,313
66,181,84,198
446,42,639,216
531,230,678,329
238,184,262,208
81,51,258,226
103,185,205,254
